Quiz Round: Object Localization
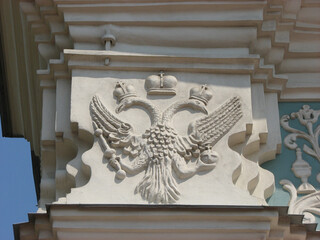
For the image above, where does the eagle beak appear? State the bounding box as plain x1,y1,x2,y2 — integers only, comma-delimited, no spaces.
202,106,208,115
115,102,124,113
115,97,136,113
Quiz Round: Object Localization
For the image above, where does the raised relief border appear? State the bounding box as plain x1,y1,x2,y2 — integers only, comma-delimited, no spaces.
90,74,242,203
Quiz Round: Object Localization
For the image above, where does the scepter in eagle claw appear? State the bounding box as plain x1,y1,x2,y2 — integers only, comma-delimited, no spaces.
90,81,242,203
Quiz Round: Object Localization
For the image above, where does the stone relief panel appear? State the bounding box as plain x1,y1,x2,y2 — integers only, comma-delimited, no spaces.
90,77,242,203
279,105,320,224
65,70,279,205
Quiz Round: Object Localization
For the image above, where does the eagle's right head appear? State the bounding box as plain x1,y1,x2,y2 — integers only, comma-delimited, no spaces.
187,99,208,115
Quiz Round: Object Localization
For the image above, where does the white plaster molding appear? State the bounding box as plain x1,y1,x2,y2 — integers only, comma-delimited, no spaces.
281,105,320,184
15,0,320,102
292,148,316,194
15,205,320,240
281,105,320,162
280,179,320,224
280,105,320,224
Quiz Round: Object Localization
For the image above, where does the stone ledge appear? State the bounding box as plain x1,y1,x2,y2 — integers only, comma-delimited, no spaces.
14,204,320,240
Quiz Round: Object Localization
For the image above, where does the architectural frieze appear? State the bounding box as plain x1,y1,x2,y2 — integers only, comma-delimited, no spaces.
1,0,320,239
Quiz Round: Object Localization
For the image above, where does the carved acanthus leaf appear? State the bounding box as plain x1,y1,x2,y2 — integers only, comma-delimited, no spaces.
280,105,320,224
280,179,320,224
281,105,320,162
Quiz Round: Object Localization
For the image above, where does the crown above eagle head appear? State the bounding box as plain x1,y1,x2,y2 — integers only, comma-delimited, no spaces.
189,85,213,105
113,81,137,102
145,71,177,95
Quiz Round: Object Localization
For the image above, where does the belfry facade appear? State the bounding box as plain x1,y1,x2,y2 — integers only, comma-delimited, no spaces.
1,0,320,239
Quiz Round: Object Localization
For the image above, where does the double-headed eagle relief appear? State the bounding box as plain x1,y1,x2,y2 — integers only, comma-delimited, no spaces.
90,73,242,203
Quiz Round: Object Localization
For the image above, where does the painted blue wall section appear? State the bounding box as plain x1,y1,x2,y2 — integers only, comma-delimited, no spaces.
262,102,320,229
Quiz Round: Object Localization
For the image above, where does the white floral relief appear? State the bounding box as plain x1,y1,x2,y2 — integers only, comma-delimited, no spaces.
280,105,320,224
281,105,320,162
280,179,320,224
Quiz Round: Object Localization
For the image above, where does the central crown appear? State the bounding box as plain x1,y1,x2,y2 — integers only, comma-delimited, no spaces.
189,85,213,105
145,71,177,95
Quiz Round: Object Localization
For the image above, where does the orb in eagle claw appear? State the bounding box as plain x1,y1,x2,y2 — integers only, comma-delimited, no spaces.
200,149,219,164
116,170,127,180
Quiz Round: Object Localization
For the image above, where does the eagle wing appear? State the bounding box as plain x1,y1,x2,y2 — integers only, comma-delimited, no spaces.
188,96,243,149
90,95,142,158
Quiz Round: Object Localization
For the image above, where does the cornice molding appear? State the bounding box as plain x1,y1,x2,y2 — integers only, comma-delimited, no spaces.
14,204,320,240
17,0,320,101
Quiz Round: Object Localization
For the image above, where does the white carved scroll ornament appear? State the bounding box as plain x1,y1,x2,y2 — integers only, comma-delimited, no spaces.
280,180,320,224
280,105,320,162
90,80,243,204
280,105,320,224
280,105,320,189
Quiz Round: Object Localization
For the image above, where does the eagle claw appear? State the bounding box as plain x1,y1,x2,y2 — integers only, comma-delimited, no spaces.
196,160,217,172
196,150,219,171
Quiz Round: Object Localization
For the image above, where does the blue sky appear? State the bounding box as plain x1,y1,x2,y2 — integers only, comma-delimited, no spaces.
0,121,37,240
